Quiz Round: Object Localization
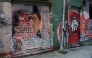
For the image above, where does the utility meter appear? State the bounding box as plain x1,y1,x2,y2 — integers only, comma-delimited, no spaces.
0,12,6,22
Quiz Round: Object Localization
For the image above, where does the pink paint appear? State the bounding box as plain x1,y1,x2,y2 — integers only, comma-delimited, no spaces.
57,22,62,41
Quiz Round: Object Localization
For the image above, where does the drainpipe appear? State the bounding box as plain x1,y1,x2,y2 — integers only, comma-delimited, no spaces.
58,0,67,54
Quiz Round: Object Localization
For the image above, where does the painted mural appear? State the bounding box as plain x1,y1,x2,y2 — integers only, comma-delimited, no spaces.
57,22,62,42
80,13,90,41
69,10,90,42
57,21,69,46
41,6,50,48
12,4,50,55
79,0,92,42
89,20,92,34
68,10,80,44
88,20,92,39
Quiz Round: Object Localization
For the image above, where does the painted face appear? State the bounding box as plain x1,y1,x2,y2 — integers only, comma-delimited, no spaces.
71,20,79,33
71,12,79,35
31,14,41,34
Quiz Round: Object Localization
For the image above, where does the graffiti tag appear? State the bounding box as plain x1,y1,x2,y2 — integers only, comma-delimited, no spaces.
0,40,3,48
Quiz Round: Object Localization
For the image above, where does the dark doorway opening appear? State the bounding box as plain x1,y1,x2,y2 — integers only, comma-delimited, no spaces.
89,4,92,19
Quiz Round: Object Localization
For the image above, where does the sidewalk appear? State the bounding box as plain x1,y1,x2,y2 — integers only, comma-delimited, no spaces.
19,46,92,58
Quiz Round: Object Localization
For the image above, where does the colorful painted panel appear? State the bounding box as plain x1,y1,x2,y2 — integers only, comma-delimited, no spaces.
80,0,92,42
41,6,50,48
68,9,80,44
89,20,92,33
88,20,92,39
12,4,50,55
80,14,90,41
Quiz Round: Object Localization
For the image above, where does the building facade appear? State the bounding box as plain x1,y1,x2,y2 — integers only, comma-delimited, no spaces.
0,0,92,57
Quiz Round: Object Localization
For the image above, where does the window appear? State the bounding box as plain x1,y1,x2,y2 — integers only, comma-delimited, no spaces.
89,4,92,19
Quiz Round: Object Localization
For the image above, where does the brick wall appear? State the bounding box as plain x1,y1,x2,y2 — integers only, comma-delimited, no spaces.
0,2,12,54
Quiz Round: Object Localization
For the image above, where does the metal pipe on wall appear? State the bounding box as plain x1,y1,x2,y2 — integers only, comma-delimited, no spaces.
60,0,66,50
58,0,67,54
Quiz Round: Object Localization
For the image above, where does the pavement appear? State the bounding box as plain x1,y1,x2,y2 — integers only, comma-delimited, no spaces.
19,46,92,58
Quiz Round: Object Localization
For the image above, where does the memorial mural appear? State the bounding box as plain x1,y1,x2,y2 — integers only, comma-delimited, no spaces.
68,9,80,44
12,4,50,55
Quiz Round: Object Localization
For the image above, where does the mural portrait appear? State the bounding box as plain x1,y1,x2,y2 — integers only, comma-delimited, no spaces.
12,4,50,55
29,6,41,38
68,10,80,44
70,12,79,35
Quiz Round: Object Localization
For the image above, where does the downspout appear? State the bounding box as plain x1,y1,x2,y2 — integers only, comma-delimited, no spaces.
58,0,67,54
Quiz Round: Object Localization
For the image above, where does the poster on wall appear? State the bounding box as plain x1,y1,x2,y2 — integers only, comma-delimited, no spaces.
12,4,50,55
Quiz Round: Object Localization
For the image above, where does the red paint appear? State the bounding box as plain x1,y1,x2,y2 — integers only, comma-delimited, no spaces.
80,15,90,36
57,22,62,41
68,11,80,44
0,51,14,58
68,28,80,44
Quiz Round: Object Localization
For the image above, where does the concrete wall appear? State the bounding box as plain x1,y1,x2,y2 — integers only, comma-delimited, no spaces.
0,2,12,54
49,0,63,48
